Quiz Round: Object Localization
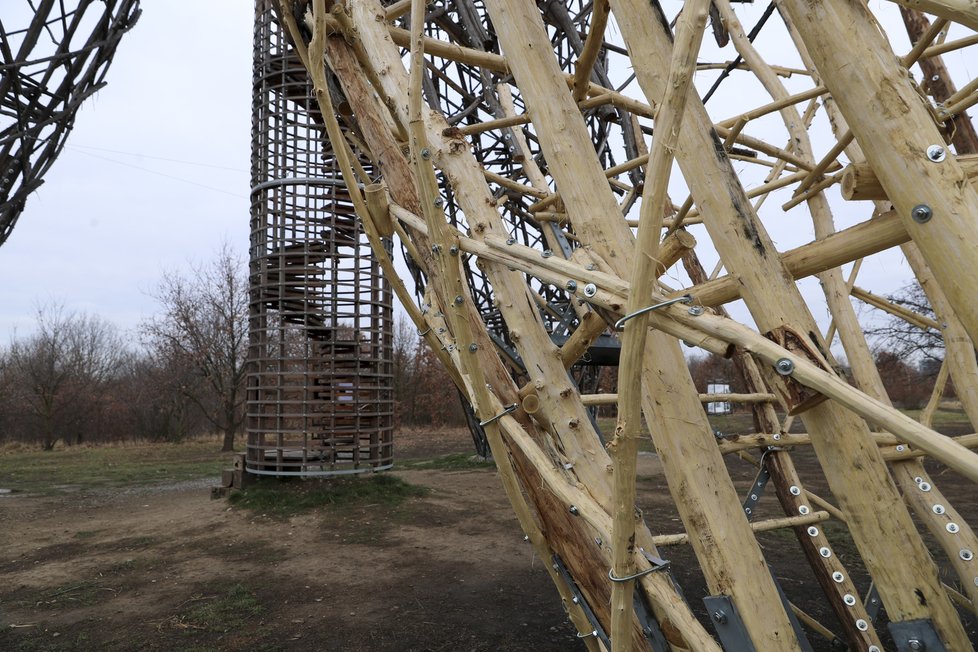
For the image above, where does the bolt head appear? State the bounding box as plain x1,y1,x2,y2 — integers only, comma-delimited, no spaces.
565,280,578,292
919,481,931,492
687,305,705,316
775,358,794,375
832,571,845,583
961,548,974,561
933,504,946,515
420,148,431,159
807,526,819,536
789,485,801,496
819,546,832,558
583,283,597,297
911,204,933,223
926,144,946,162
542,249,553,258
712,610,727,624
855,619,869,632
568,505,579,515
908,640,924,651
947,522,960,533
799,505,810,515
468,343,478,352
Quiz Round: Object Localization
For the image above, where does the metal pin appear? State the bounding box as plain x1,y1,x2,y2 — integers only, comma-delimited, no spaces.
614,295,692,330
478,403,518,427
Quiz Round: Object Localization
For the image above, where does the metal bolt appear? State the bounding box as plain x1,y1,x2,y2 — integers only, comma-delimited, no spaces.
504,133,512,140
572,596,580,604
933,504,946,515
565,280,578,292
506,237,516,245
896,445,906,452
454,295,464,305
542,249,553,258
433,197,444,208
569,505,579,515
807,526,819,537
914,476,924,484
908,639,924,651
750,493,758,501
919,481,931,492
789,485,801,496
869,647,881,652
819,547,832,558
772,433,781,441
775,358,794,375
449,246,460,257
931,74,940,82
832,571,845,583
523,535,529,541
843,594,856,606
799,505,810,515
437,327,446,334
712,610,727,625
420,148,431,159
926,144,947,162
583,283,597,297
911,204,933,223
431,244,442,254
961,549,974,561
687,305,705,316
855,619,869,632
947,522,960,534
468,343,478,352
586,263,597,271
744,507,752,515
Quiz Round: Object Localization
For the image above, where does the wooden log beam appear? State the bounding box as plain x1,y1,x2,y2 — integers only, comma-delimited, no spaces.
690,210,908,307
652,511,831,547
884,0,978,31
483,0,800,646
614,0,971,643
780,0,978,358
841,154,978,201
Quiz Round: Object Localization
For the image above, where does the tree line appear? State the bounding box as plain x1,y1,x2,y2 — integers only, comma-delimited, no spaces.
0,258,949,452
0,245,466,451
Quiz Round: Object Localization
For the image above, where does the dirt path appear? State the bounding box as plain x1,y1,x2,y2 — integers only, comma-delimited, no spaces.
0,460,588,651
3,426,976,650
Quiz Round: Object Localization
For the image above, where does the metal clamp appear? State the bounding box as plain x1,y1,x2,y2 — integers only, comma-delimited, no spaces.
615,295,692,331
608,550,671,582
479,403,518,427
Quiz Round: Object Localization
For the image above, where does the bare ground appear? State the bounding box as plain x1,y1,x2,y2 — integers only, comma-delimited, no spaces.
1,424,976,650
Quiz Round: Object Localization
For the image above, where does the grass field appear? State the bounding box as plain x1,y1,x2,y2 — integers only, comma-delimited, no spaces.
0,437,232,495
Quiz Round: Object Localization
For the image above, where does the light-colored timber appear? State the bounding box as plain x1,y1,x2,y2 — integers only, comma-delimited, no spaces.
274,0,978,647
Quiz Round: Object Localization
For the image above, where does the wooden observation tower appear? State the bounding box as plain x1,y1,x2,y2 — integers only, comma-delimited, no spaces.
273,0,978,648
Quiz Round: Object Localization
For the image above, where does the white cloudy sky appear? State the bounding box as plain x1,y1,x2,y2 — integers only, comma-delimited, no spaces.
1,1,973,350
0,2,253,339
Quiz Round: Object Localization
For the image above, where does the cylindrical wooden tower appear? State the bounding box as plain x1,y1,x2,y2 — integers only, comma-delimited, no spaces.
246,1,394,477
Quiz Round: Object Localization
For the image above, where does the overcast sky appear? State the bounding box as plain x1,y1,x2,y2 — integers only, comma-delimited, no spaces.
0,2,253,340
1,1,973,352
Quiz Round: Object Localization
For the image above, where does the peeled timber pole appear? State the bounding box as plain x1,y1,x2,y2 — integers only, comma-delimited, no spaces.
273,0,978,647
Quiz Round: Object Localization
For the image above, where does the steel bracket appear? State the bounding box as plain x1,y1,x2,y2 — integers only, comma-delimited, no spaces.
888,619,947,652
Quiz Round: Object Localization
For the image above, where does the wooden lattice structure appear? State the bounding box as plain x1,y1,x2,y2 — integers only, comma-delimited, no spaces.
276,0,978,648
247,2,394,477
0,0,141,246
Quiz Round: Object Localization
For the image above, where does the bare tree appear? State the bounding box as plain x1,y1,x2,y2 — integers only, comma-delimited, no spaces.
143,244,249,451
391,314,419,425
863,281,944,366
4,304,124,449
